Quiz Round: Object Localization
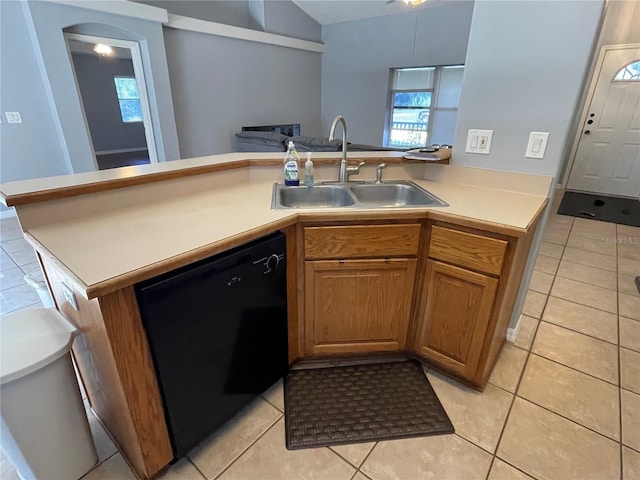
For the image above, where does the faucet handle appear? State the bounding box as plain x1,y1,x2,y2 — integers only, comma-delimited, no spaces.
375,163,387,184
346,161,366,173
345,161,366,181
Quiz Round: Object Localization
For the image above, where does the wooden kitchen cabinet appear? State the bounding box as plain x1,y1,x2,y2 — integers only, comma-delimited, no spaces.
305,258,417,355
414,260,498,378
410,222,530,389
301,223,421,357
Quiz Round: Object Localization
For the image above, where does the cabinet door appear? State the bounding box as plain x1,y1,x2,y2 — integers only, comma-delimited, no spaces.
414,260,498,379
305,258,417,356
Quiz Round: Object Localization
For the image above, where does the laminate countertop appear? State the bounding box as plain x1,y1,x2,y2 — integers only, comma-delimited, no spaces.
0,152,552,298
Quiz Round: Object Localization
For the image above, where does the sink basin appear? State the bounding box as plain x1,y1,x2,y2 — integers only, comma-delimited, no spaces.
350,182,447,207
275,185,356,208
272,181,447,210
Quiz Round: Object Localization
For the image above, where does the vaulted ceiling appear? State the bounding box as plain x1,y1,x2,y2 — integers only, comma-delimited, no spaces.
291,0,449,26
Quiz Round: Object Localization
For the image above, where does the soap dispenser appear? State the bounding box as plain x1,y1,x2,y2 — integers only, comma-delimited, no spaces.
284,141,300,186
304,152,314,187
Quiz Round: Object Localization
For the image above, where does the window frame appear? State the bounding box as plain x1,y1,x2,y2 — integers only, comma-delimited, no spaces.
613,60,640,81
113,75,143,124
388,87,434,148
384,65,463,148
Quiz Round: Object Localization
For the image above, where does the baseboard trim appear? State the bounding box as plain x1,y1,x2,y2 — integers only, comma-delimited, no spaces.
506,315,523,343
95,148,148,155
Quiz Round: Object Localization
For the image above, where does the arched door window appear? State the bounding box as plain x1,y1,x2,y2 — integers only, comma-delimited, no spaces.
613,60,640,81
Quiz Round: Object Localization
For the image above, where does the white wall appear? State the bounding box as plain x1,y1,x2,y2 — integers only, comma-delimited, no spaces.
321,1,474,145
452,0,604,177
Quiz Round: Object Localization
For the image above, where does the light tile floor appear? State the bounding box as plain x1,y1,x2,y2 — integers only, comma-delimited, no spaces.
1,205,639,480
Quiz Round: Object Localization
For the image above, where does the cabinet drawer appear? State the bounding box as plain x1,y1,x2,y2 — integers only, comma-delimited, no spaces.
304,224,421,260
428,226,507,276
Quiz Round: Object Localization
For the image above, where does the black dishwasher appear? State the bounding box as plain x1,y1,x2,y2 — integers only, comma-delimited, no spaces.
135,232,288,457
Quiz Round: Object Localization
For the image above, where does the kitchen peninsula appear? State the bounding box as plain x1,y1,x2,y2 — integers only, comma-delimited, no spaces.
1,152,550,479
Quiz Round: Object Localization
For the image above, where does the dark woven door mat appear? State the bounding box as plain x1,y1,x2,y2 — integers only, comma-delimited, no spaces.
558,191,640,227
283,360,454,450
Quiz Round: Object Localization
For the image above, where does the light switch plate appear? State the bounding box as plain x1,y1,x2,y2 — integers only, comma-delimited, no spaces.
5,112,22,124
465,129,493,155
525,132,549,159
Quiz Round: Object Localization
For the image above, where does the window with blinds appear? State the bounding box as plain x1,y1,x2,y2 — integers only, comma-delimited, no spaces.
385,65,464,148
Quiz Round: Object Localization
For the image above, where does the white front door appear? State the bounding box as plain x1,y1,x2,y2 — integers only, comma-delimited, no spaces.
567,46,640,198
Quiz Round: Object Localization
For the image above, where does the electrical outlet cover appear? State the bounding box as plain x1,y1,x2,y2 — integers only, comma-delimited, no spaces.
62,283,79,311
5,112,22,124
465,129,493,155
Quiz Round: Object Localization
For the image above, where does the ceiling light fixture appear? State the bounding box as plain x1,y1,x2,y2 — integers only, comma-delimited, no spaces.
93,44,113,56
402,0,427,6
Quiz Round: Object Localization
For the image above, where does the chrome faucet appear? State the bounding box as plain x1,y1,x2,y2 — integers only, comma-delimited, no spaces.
328,115,364,182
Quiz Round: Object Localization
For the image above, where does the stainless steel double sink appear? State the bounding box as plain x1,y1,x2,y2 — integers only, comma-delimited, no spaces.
271,180,448,210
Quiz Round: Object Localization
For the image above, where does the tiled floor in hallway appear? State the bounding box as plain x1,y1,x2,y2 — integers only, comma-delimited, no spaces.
0,217,45,315
0,208,638,479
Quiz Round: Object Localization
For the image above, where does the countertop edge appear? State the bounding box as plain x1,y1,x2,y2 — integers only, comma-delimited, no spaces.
31,205,541,301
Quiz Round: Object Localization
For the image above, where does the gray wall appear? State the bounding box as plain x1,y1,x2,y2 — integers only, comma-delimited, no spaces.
452,0,604,331
25,0,180,171
321,1,474,145
163,27,322,157
71,53,147,152
262,1,321,42
137,1,321,42
137,0,253,28
452,0,604,177
1,0,179,181
0,0,68,183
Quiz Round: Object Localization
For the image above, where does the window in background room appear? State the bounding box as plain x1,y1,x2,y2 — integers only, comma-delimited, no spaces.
114,76,143,123
384,65,464,148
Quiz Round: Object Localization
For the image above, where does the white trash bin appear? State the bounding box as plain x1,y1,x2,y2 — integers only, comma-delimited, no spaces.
0,308,98,480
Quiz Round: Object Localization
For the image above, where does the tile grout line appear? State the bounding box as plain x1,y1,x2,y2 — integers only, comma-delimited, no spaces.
624,443,640,455
513,393,621,444
616,229,623,480
554,268,619,292
486,214,573,480
546,291,618,316
186,457,209,480
353,469,373,480
328,444,371,471
484,259,556,480
525,350,619,388
355,442,378,477
78,451,119,479
539,317,619,348
260,391,284,414
209,413,283,480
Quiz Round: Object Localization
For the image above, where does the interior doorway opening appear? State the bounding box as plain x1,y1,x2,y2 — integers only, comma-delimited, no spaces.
65,34,159,170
